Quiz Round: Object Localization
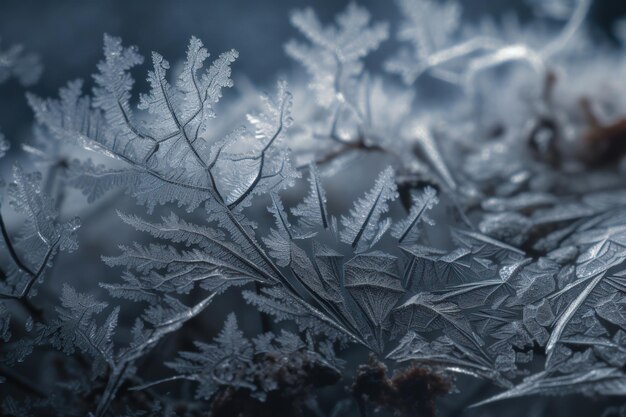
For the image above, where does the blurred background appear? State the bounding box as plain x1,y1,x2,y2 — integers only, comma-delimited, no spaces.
1,0,626,143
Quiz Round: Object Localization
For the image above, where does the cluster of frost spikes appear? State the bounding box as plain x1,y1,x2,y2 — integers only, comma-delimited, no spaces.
2,0,626,415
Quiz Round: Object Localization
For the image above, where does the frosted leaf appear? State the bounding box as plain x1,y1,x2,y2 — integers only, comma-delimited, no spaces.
509,258,558,306
594,293,626,328
289,242,336,303
401,245,497,292
452,228,526,261
344,252,403,331
481,192,557,212
253,329,304,355
113,211,265,292
531,203,597,226
435,258,530,309
479,212,532,247
395,292,486,362
400,245,444,290
176,37,237,124
573,223,626,279
523,299,555,345
547,245,578,265
545,269,626,367
70,163,208,214
340,166,398,252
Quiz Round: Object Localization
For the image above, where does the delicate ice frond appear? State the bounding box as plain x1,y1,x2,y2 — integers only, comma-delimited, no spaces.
223,80,297,208
48,285,118,368
121,293,216,366
133,36,237,179
243,286,350,342
262,193,293,267
103,233,259,298
293,4,388,63
0,39,42,86
340,166,398,252
291,164,328,230
391,185,438,243
0,166,80,300
0,131,8,159
28,36,273,214
286,3,388,107
387,0,589,87
205,198,284,283
290,242,341,305
70,159,212,214
92,34,144,150
117,211,220,248
162,313,253,399
385,0,461,84
253,329,303,354
137,314,340,401
67,160,135,203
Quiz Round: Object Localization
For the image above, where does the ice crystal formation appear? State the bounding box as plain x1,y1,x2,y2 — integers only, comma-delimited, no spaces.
2,0,626,416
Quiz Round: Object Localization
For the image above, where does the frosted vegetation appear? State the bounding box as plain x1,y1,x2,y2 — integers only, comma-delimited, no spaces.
2,0,626,416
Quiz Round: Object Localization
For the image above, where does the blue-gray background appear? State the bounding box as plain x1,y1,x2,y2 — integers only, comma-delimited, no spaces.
1,0,625,143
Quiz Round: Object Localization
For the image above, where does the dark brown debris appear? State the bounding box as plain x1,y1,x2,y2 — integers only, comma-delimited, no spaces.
351,355,451,417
